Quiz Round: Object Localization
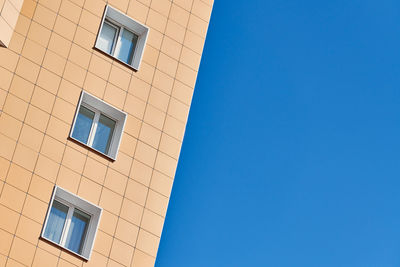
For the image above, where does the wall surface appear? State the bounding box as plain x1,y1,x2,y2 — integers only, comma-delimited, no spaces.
0,0,212,266
0,0,24,47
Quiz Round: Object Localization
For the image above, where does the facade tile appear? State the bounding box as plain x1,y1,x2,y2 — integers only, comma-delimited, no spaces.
9,237,36,266
6,162,32,191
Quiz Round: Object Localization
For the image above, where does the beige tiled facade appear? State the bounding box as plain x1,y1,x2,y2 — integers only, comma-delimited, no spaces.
0,0,213,266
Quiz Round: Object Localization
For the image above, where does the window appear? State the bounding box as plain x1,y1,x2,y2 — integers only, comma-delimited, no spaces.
70,91,127,160
41,186,102,260
95,5,149,70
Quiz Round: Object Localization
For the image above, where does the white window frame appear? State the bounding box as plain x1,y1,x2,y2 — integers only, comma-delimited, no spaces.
95,5,150,70
69,91,127,160
41,186,102,260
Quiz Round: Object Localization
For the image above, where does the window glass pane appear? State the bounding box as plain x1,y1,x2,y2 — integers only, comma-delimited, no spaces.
44,200,69,244
65,209,91,254
116,28,138,64
98,21,118,54
92,114,116,154
71,106,95,144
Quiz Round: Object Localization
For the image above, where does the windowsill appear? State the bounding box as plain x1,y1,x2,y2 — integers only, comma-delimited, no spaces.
93,46,138,72
39,236,89,262
68,136,116,162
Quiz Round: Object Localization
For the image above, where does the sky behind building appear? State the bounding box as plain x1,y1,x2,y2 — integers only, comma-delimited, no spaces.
157,0,400,266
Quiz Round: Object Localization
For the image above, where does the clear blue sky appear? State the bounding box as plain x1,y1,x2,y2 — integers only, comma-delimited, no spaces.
156,1,400,266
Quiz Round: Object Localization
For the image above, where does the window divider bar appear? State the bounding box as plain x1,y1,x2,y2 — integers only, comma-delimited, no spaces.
60,206,74,247
107,20,120,56
87,111,100,147
114,26,124,60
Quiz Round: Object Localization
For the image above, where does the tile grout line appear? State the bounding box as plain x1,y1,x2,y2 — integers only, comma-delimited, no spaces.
130,0,197,263
127,0,166,263
1,1,42,265
27,0,79,265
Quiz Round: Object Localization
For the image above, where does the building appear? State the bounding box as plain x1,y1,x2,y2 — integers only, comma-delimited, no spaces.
0,0,213,266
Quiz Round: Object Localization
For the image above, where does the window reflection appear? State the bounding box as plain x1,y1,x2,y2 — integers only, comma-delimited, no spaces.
71,106,95,144
92,114,116,154
98,21,118,54
116,29,138,64
65,209,90,254
43,200,68,244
